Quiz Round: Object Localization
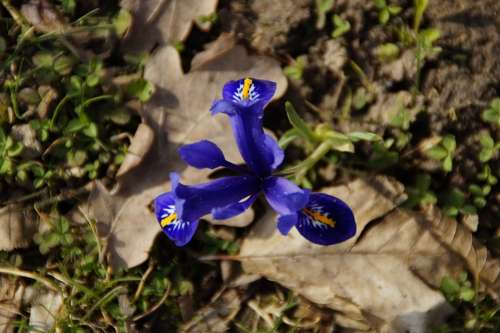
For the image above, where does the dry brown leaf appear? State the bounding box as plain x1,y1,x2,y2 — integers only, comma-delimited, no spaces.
0,205,37,251
0,278,24,333
120,0,218,53
238,176,500,332
26,289,63,332
85,34,287,270
179,289,242,333
21,0,66,33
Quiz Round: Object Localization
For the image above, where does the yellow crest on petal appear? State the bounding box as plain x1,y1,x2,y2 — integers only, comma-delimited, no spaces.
303,208,336,228
242,78,253,100
161,212,177,227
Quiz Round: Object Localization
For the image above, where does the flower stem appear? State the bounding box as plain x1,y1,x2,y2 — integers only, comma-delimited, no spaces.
278,140,333,183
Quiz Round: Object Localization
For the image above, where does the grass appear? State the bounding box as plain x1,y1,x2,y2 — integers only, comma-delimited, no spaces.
0,0,499,332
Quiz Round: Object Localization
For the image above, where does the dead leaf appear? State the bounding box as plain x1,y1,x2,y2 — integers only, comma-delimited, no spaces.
21,0,66,33
366,90,423,126
27,289,63,333
120,0,218,53
238,176,500,332
85,34,287,270
179,288,242,333
0,205,37,251
0,278,24,333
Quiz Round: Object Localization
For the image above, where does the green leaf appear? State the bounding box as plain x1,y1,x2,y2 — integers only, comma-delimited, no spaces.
327,138,354,153
44,232,61,248
127,79,155,102
443,188,465,207
0,159,13,175
316,0,335,13
107,108,132,125
113,9,132,37
420,28,441,45
32,52,54,68
459,288,475,302
442,154,453,172
441,276,460,298
473,196,486,209
54,56,75,75
387,5,402,15
83,123,98,138
468,184,482,196
7,142,23,157
347,131,382,142
425,146,447,160
332,15,351,38
278,128,301,149
375,43,400,62
379,8,390,24
283,56,307,81
441,135,456,152
481,108,500,126
33,178,45,189
374,0,386,9
65,118,86,133
285,101,315,143
479,133,494,148
479,147,494,162
86,73,100,87
67,150,88,167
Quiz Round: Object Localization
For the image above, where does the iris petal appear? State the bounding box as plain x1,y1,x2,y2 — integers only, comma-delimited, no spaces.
178,140,242,172
295,193,356,245
153,192,199,246
210,78,282,176
172,172,260,223
210,100,283,176
211,193,258,220
277,213,298,235
263,176,310,215
222,78,276,108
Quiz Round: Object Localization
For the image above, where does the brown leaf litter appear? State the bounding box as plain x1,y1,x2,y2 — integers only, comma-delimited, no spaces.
82,33,287,270
120,0,219,53
239,176,500,333
0,205,37,251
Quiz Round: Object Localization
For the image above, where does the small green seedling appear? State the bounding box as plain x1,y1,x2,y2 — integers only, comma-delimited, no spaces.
440,273,475,303
374,0,402,25
477,165,497,186
280,102,381,184
478,132,499,163
0,128,24,176
404,173,437,209
440,187,476,217
374,43,400,62
332,15,351,38
283,55,307,81
482,98,500,126
367,139,399,169
424,135,455,172
34,216,73,255
315,0,335,29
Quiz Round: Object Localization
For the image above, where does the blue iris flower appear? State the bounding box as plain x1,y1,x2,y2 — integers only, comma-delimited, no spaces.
154,78,356,246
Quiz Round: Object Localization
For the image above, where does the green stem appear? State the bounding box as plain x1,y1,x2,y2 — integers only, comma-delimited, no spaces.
0,0,27,27
0,267,60,292
81,94,114,109
279,141,333,182
82,286,127,321
50,94,74,129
